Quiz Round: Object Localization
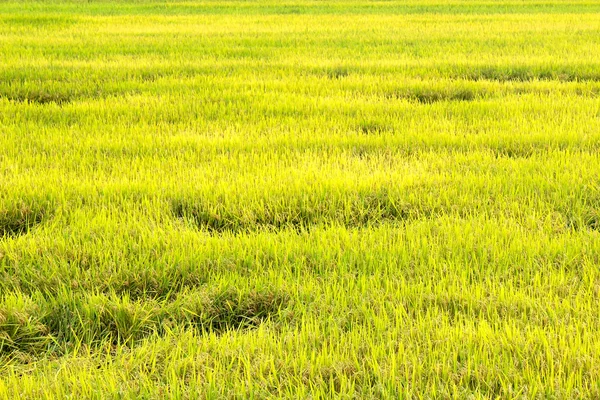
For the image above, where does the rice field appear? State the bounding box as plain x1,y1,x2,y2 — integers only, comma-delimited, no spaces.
1,0,600,398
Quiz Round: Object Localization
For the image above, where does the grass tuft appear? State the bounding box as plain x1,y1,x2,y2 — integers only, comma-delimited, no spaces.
460,66,600,82
172,189,417,234
1,91,73,105
385,85,482,103
326,67,350,79
0,287,290,356
194,287,289,332
357,120,389,135
0,299,51,358
411,87,477,103
0,203,48,238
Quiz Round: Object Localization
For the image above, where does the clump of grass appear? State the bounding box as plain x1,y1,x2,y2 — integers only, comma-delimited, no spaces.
574,86,600,97
0,298,51,357
492,145,536,159
43,293,161,348
3,16,78,29
471,67,537,82
0,249,210,300
460,66,600,82
0,203,48,237
172,189,418,234
326,66,350,79
386,84,483,103
137,70,167,83
411,87,477,103
108,266,207,301
182,287,290,333
567,207,600,231
356,120,389,135
0,287,290,356
555,187,600,231
583,209,600,231
0,89,75,105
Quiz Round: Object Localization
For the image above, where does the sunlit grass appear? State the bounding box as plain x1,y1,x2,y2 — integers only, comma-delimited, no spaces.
1,0,600,397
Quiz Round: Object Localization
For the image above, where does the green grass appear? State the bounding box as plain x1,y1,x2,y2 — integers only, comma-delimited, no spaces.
1,0,600,398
